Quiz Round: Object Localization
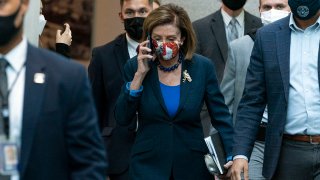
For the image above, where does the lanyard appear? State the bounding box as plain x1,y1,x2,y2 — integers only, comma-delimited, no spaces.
0,61,26,100
1,61,26,139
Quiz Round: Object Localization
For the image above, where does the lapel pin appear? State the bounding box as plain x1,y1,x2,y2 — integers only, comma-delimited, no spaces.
34,73,45,84
183,70,192,83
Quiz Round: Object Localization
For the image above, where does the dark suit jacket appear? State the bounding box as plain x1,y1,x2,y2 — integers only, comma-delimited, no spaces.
232,16,320,179
193,9,262,83
115,54,233,180
88,34,136,174
21,44,106,180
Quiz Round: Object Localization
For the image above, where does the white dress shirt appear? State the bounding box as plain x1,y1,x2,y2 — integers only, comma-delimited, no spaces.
126,33,139,58
221,9,245,44
0,37,27,180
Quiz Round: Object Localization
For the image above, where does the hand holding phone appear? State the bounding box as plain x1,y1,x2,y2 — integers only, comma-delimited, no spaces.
147,33,154,55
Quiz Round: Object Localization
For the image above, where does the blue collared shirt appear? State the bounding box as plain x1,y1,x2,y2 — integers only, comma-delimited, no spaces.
285,14,320,135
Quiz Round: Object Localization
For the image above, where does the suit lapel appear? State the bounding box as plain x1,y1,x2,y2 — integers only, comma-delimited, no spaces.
149,57,193,119
20,45,46,177
211,10,228,62
276,18,291,102
114,34,130,77
149,62,170,116
244,11,260,34
173,59,192,119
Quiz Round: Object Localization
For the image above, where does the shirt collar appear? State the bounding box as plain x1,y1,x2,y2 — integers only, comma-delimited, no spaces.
221,8,245,28
0,37,27,72
126,33,139,51
289,13,320,32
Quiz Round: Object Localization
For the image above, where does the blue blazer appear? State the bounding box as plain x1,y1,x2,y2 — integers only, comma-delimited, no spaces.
115,54,233,180
20,44,106,180
233,16,320,179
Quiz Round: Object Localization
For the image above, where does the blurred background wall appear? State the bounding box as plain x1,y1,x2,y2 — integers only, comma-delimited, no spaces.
95,0,260,48
26,0,260,66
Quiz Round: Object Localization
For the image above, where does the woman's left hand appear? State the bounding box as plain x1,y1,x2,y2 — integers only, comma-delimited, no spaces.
217,161,233,180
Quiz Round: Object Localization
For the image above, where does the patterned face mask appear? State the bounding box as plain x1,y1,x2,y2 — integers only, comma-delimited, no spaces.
152,40,180,61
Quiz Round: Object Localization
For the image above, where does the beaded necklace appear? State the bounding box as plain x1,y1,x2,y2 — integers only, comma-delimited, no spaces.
156,53,183,72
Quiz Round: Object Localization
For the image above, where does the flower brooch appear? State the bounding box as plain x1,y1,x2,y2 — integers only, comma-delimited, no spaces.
183,70,192,83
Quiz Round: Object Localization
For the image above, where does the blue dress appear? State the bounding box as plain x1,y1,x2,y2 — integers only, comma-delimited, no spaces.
160,82,180,118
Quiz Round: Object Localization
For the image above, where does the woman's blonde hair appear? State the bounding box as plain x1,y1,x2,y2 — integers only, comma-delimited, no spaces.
142,3,196,60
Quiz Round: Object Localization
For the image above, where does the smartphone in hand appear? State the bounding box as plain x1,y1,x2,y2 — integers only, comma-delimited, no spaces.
146,33,154,64
60,24,66,35
147,33,154,54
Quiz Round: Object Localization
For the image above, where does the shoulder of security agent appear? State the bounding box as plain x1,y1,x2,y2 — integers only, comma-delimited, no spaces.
27,43,85,78
244,10,263,24
92,33,127,53
190,53,217,72
192,10,220,27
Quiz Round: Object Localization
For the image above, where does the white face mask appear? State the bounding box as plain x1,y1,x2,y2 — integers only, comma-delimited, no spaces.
260,9,290,25
38,14,47,35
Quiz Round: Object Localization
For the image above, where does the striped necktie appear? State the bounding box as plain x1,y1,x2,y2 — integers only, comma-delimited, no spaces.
228,18,239,43
0,58,9,139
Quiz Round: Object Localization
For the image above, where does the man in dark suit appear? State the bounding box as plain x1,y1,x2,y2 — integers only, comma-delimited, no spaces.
88,0,153,179
192,0,262,137
0,0,107,179
193,0,262,83
230,0,320,179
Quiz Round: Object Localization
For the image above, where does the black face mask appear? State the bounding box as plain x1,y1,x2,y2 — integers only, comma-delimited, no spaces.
0,6,22,46
289,0,320,20
124,17,145,41
222,0,247,11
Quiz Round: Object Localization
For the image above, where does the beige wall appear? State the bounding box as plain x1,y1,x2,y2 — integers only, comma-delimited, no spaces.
92,0,124,47
161,0,260,21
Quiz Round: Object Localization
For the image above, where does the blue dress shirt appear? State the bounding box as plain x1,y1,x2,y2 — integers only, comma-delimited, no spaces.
286,14,320,135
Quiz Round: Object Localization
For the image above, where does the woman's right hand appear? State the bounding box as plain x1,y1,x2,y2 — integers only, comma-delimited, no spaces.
130,40,155,90
136,40,154,75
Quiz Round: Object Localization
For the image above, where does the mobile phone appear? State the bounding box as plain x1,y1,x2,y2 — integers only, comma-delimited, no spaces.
146,33,154,65
147,33,154,54
60,24,66,35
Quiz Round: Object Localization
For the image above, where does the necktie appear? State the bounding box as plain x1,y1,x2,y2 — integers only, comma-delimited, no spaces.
228,18,239,43
0,58,10,180
0,58,9,139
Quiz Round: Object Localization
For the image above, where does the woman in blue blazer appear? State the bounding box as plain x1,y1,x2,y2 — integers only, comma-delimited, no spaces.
115,4,233,180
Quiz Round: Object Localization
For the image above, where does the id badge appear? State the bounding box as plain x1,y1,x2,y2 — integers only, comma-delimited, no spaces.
0,142,19,175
